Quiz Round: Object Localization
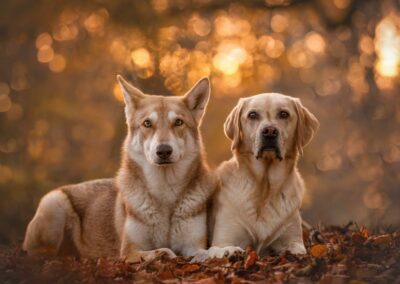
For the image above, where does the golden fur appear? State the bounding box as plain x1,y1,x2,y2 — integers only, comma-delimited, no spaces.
194,93,319,261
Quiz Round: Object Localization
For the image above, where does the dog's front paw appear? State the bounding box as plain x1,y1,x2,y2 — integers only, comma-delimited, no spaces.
125,248,177,263
209,246,245,259
191,246,244,262
154,248,177,259
287,243,307,255
190,249,209,263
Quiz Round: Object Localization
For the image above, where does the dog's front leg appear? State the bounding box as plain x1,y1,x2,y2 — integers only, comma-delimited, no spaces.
120,216,176,263
170,211,207,258
269,212,306,254
190,210,247,262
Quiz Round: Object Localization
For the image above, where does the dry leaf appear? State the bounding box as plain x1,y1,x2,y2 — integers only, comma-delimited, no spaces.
1,225,399,283
310,244,328,257
360,227,369,239
244,250,258,269
181,263,201,273
351,232,366,245
371,234,392,246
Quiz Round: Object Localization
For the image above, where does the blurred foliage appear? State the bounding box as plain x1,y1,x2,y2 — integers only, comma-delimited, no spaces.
0,0,400,244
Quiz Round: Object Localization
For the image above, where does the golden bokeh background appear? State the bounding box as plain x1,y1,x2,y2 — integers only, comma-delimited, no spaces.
0,0,399,244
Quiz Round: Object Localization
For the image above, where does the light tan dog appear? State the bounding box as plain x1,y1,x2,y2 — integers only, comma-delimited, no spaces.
194,93,319,261
23,76,216,262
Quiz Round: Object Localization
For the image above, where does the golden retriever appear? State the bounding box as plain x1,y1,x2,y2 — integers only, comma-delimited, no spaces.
194,93,319,261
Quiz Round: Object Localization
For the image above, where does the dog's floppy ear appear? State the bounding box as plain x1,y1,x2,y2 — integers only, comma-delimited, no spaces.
224,99,245,151
294,98,319,155
183,77,211,125
117,75,145,123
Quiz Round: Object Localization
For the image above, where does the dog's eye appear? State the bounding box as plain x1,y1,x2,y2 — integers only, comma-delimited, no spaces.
143,119,152,128
248,111,259,120
278,111,290,119
174,118,184,126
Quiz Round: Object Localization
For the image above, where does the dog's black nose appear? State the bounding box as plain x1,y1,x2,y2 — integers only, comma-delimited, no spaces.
262,126,279,138
156,144,173,159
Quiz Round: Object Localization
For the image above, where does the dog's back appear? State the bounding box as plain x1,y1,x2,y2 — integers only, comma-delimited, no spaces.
23,178,120,257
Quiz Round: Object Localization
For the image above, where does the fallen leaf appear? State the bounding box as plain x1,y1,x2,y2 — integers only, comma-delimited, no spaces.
353,265,380,279
351,232,366,245
274,271,285,282
244,250,258,269
310,244,328,257
294,264,314,276
181,263,201,273
194,276,218,284
371,234,392,246
157,269,175,280
360,227,369,238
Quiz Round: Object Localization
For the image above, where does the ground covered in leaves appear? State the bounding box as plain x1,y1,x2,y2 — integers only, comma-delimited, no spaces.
1,223,400,283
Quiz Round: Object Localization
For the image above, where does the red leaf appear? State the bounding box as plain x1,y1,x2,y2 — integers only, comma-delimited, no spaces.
244,250,258,269
310,244,328,257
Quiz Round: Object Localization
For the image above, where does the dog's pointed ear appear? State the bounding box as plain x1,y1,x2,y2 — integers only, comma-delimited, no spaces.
117,75,145,108
224,99,244,151
294,98,319,155
183,77,211,124
117,75,145,124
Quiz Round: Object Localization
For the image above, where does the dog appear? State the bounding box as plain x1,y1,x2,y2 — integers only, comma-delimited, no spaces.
193,93,319,261
23,76,216,262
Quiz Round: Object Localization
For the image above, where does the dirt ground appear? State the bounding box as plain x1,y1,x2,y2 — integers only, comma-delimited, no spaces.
1,223,399,283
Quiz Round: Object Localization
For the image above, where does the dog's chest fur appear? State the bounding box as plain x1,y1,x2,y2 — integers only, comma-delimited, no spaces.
219,159,301,247
144,164,188,208
118,155,202,249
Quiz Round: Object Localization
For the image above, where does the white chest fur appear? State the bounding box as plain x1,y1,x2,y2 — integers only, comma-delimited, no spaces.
219,165,301,251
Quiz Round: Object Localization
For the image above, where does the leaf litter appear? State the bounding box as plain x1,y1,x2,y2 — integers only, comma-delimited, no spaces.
1,222,399,283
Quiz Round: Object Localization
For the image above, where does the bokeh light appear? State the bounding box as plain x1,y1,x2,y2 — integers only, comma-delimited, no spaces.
131,48,152,69
375,15,400,78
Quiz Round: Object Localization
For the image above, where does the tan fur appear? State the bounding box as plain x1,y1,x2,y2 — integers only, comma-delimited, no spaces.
23,76,216,262
193,93,319,261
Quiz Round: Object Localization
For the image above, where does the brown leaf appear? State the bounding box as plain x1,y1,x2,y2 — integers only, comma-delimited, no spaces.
360,227,369,239
157,269,175,280
353,264,380,278
193,276,218,284
273,271,285,282
244,250,258,269
371,234,392,246
310,244,328,257
293,264,314,276
181,263,201,273
351,232,366,245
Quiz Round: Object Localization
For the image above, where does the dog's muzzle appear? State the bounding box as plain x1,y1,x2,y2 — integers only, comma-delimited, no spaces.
155,144,173,165
256,126,283,160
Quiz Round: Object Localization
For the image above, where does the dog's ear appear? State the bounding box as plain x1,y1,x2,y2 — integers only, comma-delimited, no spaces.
294,98,319,155
117,75,145,122
183,77,211,125
224,99,244,151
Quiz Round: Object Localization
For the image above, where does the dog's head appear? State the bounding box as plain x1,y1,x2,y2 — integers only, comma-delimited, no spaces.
224,93,319,161
117,75,210,166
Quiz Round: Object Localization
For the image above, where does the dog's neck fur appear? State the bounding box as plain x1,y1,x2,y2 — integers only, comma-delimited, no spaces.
231,147,300,219
233,146,298,196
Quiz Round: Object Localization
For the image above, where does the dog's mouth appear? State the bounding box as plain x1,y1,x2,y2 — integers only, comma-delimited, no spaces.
256,143,283,161
155,160,173,166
